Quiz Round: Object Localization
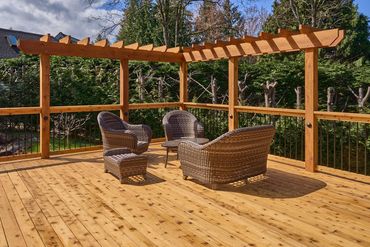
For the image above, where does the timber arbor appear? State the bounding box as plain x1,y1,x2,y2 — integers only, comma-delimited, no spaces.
12,25,351,172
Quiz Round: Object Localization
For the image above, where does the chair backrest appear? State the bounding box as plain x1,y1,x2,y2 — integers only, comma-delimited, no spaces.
97,111,126,131
162,110,198,140
204,125,275,157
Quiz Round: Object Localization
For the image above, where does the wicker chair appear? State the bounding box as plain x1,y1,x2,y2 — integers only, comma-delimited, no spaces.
162,110,204,141
178,125,275,189
97,111,152,154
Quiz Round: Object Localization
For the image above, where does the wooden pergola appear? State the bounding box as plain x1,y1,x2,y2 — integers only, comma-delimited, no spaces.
17,25,345,172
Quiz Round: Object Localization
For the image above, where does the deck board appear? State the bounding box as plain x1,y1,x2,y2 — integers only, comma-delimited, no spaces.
0,143,369,247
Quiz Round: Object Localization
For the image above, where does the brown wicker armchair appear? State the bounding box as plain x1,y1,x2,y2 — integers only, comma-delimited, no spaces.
162,110,204,141
97,111,152,154
178,125,275,189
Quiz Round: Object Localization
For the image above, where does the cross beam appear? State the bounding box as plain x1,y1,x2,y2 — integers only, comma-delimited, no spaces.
17,36,184,63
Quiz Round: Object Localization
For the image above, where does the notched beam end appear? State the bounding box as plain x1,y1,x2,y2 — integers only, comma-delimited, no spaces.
125,42,139,50
330,29,345,47
59,35,71,44
139,44,154,51
94,39,109,47
40,34,52,42
153,45,168,52
111,40,124,48
77,37,90,46
167,47,181,53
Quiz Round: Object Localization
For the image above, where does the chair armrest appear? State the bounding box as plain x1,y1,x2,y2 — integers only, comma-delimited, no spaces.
126,124,152,143
103,148,131,156
195,121,205,138
102,129,138,150
178,141,208,165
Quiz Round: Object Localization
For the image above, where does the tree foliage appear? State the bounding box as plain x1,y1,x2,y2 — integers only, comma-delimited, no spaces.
263,0,370,61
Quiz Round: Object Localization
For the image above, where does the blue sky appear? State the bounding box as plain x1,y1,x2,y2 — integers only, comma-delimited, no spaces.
254,0,370,16
1,0,369,41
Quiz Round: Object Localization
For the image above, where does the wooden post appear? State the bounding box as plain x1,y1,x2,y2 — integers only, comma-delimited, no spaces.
40,54,51,158
120,59,129,121
228,57,239,131
179,62,188,110
304,48,319,172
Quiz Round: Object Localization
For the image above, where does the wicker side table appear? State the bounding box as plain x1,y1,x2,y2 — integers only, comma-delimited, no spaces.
103,148,148,183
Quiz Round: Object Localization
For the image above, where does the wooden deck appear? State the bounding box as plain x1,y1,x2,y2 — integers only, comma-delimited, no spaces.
0,143,369,247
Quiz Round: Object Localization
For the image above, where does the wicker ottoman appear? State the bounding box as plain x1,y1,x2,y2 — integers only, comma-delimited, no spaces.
103,148,148,183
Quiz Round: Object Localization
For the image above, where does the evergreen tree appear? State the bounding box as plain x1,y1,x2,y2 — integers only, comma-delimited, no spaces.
117,0,160,45
263,0,370,61
194,0,223,42
156,0,193,47
194,0,246,42
221,0,245,38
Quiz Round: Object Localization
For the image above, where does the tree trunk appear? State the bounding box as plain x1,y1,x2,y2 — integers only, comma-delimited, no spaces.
295,86,302,109
137,76,145,101
238,77,248,105
327,87,335,112
158,77,164,99
262,81,278,107
211,75,217,104
349,86,370,111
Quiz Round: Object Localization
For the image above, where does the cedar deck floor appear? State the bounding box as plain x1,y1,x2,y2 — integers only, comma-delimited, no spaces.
0,143,370,247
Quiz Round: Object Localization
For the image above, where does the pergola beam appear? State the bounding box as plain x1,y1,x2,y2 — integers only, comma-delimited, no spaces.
18,39,184,63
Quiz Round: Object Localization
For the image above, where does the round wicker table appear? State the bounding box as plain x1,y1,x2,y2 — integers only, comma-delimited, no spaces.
161,138,209,167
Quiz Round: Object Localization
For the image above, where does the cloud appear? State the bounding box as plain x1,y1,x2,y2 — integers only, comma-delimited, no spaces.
0,0,121,40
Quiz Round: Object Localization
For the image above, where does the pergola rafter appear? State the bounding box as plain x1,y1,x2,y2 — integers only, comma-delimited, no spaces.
16,26,345,172
180,26,344,62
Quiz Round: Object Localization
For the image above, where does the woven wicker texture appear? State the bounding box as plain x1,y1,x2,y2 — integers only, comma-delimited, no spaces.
162,110,204,141
178,125,275,187
97,111,152,154
104,149,148,183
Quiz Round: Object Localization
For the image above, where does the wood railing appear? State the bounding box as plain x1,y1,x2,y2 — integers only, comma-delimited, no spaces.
0,103,179,162
0,102,369,176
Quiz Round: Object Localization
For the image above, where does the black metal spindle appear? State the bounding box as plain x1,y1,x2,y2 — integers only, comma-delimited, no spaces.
24,116,27,154
340,122,344,170
348,122,351,172
325,122,329,166
356,122,359,173
333,122,336,169
58,113,62,151
30,115,33,154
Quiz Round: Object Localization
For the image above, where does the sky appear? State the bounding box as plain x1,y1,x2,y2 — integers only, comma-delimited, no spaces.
0,0,369,40
255,0,370,16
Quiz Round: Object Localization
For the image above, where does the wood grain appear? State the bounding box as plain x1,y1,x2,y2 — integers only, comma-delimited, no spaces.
120,59,129,121
0,143,369,247
228,57,239,130
40,54,50,159
305,48,319,172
